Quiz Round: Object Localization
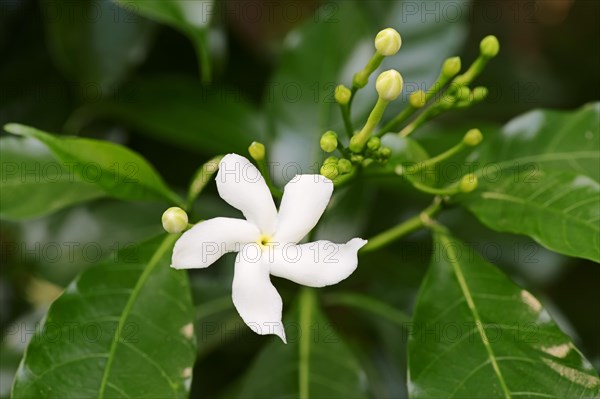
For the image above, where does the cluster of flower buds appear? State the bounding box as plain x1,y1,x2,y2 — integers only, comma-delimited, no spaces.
318,26,497,196
320,155,353,180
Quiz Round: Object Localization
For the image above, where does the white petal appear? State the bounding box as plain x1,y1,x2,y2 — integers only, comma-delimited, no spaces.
232,246,286,343
273,175,333,244
171,218,259,269
267,238,367,287
216,154,277,234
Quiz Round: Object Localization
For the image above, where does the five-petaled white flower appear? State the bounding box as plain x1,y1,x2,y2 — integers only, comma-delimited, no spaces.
171,154,367,343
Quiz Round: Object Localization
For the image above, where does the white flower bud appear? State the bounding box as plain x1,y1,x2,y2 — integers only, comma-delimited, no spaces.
374,28,401,56
162,207,188,234
375,70,403,101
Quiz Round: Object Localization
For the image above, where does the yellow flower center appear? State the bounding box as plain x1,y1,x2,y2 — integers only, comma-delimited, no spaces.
257,234,272,248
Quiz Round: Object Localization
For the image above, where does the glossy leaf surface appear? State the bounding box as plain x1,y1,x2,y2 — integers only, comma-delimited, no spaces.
408,231,600,398
0,136,104,220
12,235,196,398
4,123,181,205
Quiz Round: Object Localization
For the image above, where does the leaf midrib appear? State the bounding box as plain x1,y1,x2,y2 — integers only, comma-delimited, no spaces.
439,233,512,399
97,234,177,398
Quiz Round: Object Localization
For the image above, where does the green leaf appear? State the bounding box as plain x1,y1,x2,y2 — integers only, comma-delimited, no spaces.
11,234,197,398
68,77,263,155
113,0,214,83
471,102,600,181
40,0,155,95
457,103,600,262
460,170,600,262
408,231,600,398
0,137,104,220
236,288,367,398
4,123,182,205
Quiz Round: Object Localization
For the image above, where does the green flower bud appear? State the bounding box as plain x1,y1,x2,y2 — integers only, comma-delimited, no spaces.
472,86,488,102
480,35,500,58
320,130,338,153
335,84,352,105
362,158,374,168
409,90,427,108
324,155,339,165
162,207,188,234
463,129,483,146
248,141,265,161
378,146,392,159
374,28,402,56
459,174,478,193
376,69,403,101
337,158,352,174
442,56,462,78
367,136,381,151
456,86,471,102
350,154,364,163
320,162,339,180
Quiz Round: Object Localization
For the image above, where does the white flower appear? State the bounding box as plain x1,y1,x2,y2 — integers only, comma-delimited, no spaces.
171,154,367,343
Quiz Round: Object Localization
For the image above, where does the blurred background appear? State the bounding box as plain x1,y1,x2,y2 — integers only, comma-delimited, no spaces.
1,0,599,397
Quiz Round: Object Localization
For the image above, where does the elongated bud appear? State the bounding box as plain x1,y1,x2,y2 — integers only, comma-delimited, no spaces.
459,174,478,193
463,129,483,146
442,56,462,78
335,84,351,105
375,28,401,56
337,158,352,174
320,131,338,153
480,35,500,58
320,162,339,180
472,86,488,102
162,207,188,234
367,136,381,151
409,90,427,108
376,70,403,101
248,141,265,161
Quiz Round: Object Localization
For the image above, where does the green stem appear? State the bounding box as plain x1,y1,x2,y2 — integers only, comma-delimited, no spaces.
352,52,384,90
351,97,389,152
405,142,467,175
453,55,491,87
376,105,415,137
298,287,316,399
186,155,222,211
339,103,354,138
398,104,445,137
407,178,459,196
375,74,453,137
361,197,442,252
